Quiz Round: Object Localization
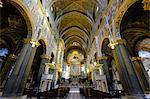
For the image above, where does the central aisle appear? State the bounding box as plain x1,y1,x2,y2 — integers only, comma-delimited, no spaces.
66,87,83,99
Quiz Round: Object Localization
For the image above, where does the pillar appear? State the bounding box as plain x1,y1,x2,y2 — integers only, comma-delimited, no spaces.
37,54,50,88
131,57,150,92
53,68,58,88
0,54,16,86
110,39,144,95
97,56,113,91
2,38,39,97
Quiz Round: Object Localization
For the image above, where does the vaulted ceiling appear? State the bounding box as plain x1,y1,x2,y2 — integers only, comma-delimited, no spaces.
0,1,28,54
120,1,150,56
49,0,109,57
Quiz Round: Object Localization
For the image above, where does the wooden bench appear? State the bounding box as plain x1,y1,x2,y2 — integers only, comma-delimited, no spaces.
80,88,112,99
37,87,70,99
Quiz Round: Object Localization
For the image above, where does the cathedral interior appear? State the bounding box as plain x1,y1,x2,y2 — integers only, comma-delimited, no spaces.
0,0,150,98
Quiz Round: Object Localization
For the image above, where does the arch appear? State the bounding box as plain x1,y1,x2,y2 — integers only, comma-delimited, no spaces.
66,40,83,48
60,26,90,38
63,33,87,43
8,0,35,37
119,1,149,56
114,0,137,36
0,1,34,87
98,36,109,57
65,46,87,59
101,38,111,56
38,39,46,55
64,36,86,46
0,35,15,51
58,38,65,49
56,11,94,30
118,1,150,91
50,52,55,63
56,10,94,24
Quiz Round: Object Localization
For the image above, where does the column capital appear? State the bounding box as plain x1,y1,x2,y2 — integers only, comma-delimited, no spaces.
97,56,108,60
109,39,126,49
9,54,17,59
116,39,126,45
23,38,32,44
23,38,40,48
41,54,51,59
131,57,142,61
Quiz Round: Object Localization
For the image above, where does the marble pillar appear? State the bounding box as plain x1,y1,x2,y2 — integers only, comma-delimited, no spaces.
2,38,39,97
110,39,143,95
0,54,16,86
132,57,150,92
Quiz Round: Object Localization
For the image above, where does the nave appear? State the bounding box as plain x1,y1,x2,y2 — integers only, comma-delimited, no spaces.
0,0,150,99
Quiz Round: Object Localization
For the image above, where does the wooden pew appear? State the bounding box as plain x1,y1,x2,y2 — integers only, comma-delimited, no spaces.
37,87,70,99
80,88,112,99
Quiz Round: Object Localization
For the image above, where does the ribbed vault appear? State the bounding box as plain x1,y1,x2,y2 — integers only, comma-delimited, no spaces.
50,0,104,58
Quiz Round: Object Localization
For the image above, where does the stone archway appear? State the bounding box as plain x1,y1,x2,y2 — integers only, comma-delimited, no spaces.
0,0,32,89
120,1,150,92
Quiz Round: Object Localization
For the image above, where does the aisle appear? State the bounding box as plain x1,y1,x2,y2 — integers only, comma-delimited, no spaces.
65,88,83,99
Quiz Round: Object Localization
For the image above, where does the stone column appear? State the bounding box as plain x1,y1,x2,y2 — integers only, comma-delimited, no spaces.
110,39,144,95
97,56,113,91
47,80,52,90
0,54,16,86
53,69,58,88
2,38,39,97
37,54,50,88
60,50,64,67
131,57,150,91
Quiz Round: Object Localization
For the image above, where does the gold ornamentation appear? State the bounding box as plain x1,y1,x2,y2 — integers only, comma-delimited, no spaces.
41,54,51,59
9,54,17,59
116,39,126,45
30,40,40,48
142,0,150,10
109,41,118,49
23,38,40,47
23,38,32,44
97,56,108,60
45,63,55,69
109,39,126,49
114,0,137,32
131,57,141,61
